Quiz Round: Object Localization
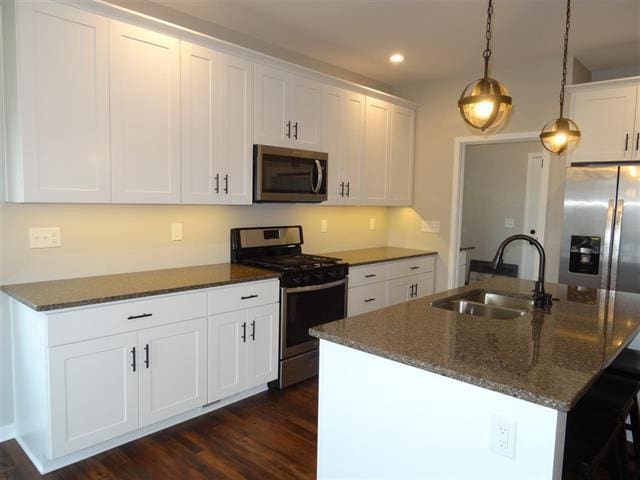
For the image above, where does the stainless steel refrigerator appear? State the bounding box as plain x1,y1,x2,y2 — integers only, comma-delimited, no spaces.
560,165,640,294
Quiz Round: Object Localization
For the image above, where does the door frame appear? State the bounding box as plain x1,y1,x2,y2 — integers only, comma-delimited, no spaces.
520,152,550,280
448,132,553,289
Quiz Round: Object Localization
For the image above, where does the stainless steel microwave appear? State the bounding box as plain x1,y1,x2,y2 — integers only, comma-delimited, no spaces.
253,145,328,203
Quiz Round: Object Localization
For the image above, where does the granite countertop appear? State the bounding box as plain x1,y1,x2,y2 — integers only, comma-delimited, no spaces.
310,277,640,411
322,246,437,267
1,263,279,312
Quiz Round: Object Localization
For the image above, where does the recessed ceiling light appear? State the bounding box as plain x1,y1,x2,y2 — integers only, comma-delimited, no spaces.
389,53,405,64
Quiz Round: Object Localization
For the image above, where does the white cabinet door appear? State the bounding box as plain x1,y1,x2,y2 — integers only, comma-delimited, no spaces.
414,273,435,298
291,77,322,150
110,21,181,203
348,282,387,316
218,53,254,205
388,105,415,206
569,85,638,163
364,97,392,205
15,1,110,203
322,86,365,204
138,318,207,427
181,41,219,204
457,264,467,288
254,64,290,147
387,277,411,307
208,311,247,402
49,332,138,458
634,92,640,161
245,304,279,389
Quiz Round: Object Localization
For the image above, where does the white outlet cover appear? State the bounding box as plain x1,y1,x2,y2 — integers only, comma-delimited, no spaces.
171,223,183,241
29,227,61,249
320,219,328,233
490,415,517,459
369,218,376,230
422,221,440,233
504,218,515,229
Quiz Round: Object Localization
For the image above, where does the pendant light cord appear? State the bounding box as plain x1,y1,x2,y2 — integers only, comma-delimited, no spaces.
559,0,571,118
483,0,494,78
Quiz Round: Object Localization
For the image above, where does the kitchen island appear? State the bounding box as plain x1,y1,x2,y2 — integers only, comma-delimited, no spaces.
310,277,640,479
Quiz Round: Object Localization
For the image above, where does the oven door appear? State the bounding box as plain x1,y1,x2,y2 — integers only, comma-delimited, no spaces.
281,278,347,359
254,145,328,202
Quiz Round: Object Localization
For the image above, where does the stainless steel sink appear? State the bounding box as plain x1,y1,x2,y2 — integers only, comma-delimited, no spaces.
430,290,533,320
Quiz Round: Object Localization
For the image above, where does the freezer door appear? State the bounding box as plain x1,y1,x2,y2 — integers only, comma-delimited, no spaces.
559,166,619,289
611,166,640,294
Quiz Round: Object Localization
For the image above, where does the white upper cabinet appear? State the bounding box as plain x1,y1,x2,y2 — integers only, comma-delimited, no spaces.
322,86,365,204
181,41,219,204
4,0,110,202
218,53,254,205
388,105,415,206
254,64,322,150
364,97,392,205
110,21,181,204
181,43,254,205
569,83,639,163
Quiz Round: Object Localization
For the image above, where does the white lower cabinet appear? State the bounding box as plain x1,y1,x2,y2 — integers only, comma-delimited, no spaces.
208,303,279,403
49,331,139,458
138,318,207,427
347,256,436,316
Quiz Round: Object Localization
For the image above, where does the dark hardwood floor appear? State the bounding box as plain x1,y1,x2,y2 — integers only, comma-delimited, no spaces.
0,379,318,480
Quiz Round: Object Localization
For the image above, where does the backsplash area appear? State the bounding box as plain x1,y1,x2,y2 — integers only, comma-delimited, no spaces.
1,203,389,284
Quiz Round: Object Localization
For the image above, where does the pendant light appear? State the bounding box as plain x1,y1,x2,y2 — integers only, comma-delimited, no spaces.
458,0,512,131
540,0,581,154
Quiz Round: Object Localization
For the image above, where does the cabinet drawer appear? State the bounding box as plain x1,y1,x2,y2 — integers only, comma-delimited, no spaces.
209,279,279,315
349,264,388,287
47,291,207,347
348,282,387,316
388,256,435,279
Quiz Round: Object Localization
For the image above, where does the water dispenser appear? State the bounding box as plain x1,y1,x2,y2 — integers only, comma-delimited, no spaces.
569,235,601,275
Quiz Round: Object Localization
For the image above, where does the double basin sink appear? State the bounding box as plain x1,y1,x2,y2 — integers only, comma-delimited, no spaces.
430,290,534,320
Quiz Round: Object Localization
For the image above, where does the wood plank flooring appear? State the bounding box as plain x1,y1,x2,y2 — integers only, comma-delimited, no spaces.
0,379,318,480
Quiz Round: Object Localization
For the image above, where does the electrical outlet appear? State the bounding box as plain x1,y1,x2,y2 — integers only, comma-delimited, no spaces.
504,218,515,228
490,415,517,459
29,227,61,249
171,223,183,241
421,221,440,233
320,219,328,233
369,218,376,230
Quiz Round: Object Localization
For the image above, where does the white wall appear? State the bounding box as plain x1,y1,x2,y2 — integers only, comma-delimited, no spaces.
591,64,640,82
388,55,573,291
461,141,541,268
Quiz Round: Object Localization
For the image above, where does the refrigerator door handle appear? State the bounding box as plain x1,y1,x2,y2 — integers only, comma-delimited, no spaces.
601,199,616,290
610,200,624,291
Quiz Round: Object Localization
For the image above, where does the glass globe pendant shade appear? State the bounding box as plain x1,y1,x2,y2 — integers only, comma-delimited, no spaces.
539,117,581,154
458,77,513,131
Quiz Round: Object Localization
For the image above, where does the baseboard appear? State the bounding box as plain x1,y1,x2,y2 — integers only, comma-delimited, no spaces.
17,384,268,474
0,423,16,442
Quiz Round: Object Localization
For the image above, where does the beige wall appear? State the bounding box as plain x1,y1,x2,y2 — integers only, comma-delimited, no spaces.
388,55,571,291
461,141,541,268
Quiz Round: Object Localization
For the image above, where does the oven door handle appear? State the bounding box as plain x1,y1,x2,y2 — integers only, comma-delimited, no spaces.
283,278,346,294
311,159,323,194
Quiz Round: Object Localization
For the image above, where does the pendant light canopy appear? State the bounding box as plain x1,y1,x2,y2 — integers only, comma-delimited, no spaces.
540,0,581,154
458,0,512,131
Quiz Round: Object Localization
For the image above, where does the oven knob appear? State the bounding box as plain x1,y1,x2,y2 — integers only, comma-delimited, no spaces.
302,274,311,284
314,272,323,282
292,275,301,285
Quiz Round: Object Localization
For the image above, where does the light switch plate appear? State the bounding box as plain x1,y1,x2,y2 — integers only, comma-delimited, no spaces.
171,223,183,241
320,219,328,233
504,218,515,228
369,218,376,230
421,221,440,233
29,227,61,249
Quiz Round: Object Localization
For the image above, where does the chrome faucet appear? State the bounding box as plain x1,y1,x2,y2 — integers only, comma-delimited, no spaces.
490,234,552,310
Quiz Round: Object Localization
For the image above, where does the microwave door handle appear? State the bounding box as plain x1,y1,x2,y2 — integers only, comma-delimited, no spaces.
311,160,323,194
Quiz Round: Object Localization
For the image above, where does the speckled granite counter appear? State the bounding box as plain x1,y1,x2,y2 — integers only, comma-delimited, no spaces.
321,246,437,267
1,263,279,311
310,277,640,411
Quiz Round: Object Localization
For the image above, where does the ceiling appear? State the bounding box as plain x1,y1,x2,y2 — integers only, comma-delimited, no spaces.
152,0,640,86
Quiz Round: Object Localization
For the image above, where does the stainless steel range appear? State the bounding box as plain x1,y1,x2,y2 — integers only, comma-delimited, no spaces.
230,226,348,388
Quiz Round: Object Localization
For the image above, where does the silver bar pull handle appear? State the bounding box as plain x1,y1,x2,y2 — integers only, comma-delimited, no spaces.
610,200,624,291
600,199,616,290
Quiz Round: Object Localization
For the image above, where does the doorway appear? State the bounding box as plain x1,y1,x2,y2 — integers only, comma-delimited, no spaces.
449,133,556,289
